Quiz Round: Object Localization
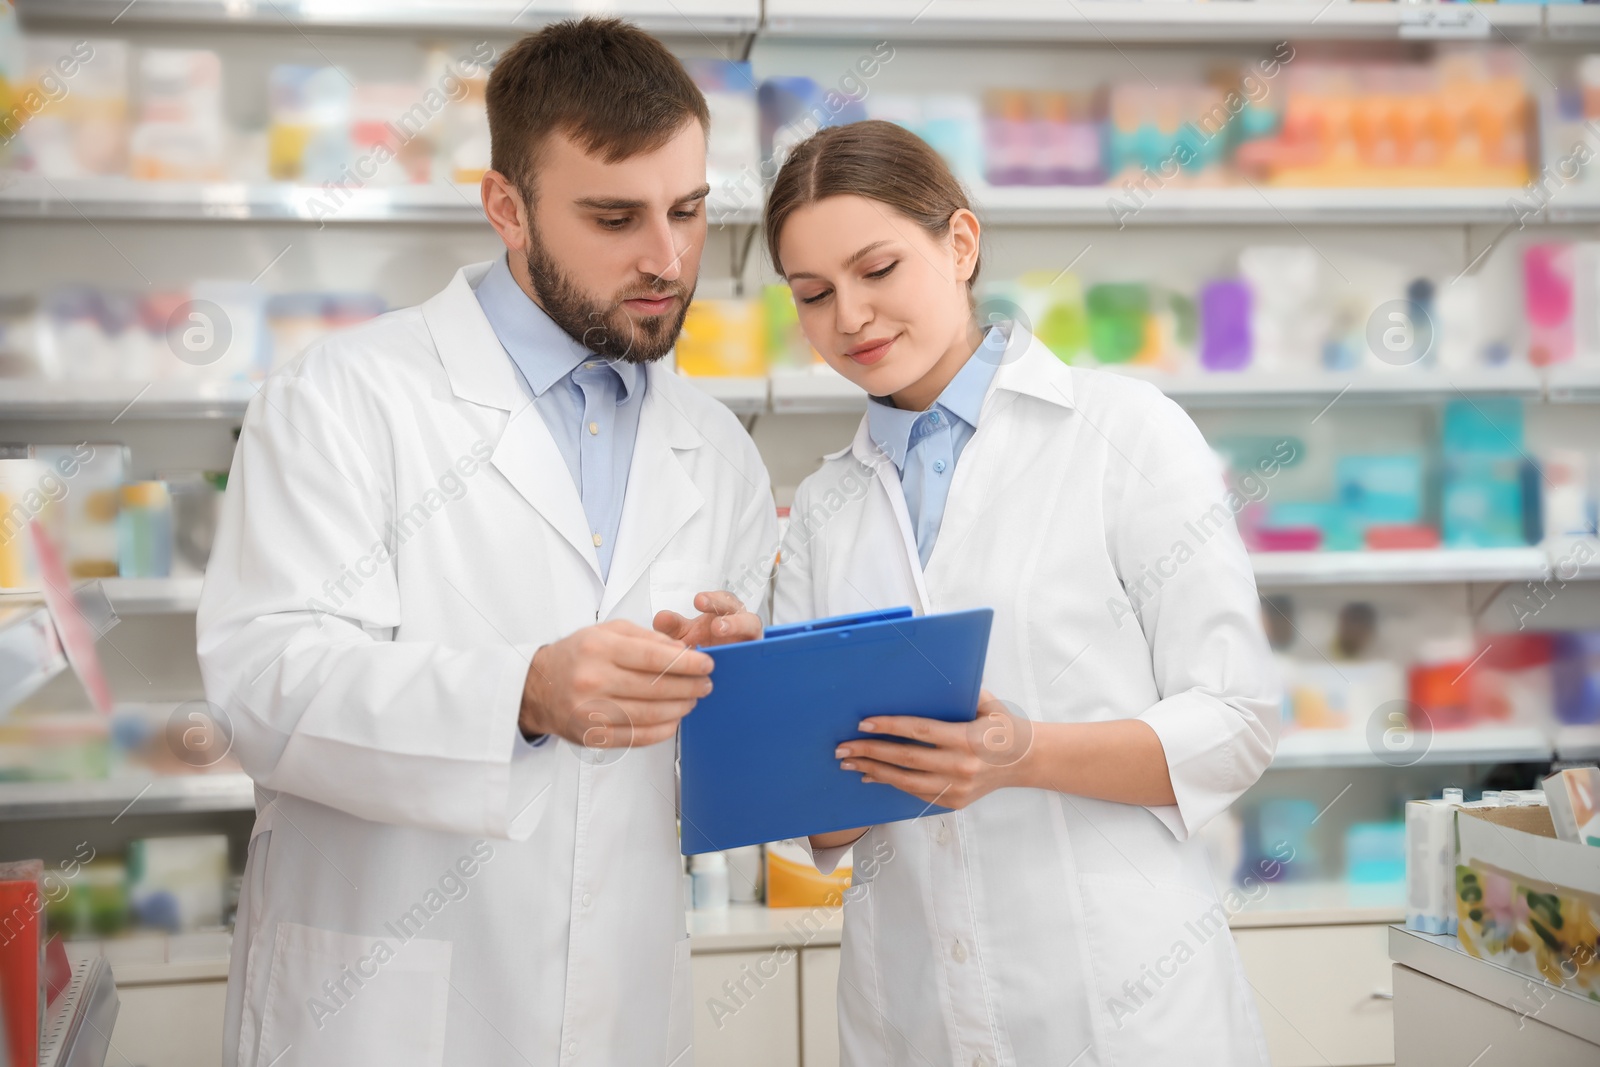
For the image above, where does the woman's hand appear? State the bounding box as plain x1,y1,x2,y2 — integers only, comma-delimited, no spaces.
835,690,1034,809
653,590,762,648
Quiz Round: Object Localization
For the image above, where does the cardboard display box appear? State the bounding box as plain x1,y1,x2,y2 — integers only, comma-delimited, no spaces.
1455,805,1600,999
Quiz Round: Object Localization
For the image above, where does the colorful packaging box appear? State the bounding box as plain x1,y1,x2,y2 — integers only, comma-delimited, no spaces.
1454,804,1600,996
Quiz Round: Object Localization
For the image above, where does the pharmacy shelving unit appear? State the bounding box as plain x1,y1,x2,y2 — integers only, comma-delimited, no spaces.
5,3,1600,1066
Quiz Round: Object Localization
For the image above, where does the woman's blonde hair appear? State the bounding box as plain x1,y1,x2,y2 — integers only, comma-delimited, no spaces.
764,120,981,292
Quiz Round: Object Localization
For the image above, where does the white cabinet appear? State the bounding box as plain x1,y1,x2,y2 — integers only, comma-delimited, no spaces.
800,946,841,1067
1232,924,1395,1067
692,949,801,1067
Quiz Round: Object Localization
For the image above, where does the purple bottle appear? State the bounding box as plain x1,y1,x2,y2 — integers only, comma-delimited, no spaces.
1200,279,1252,372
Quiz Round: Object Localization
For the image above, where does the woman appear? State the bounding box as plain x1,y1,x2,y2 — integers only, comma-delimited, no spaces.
768,120,1281,1067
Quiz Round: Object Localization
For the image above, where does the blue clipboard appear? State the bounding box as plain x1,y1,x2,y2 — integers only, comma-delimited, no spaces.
678,606,994,855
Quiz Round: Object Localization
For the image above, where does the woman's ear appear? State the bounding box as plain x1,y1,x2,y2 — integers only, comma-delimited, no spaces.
948,208,981,286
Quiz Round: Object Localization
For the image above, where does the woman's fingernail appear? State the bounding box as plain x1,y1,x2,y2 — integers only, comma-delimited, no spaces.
862,776,875,784
841,761,856,770
835,746,849,758
859,720,875,731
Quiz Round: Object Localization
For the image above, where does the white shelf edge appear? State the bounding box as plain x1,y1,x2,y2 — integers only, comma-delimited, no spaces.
974,185,1540,227
0,178,761,227
15,0,762,35
1249,547,1554,587
100,576,206,615
762,0,1542,42
1271,725,1554,770
0,772,255,819
0,178,1552,229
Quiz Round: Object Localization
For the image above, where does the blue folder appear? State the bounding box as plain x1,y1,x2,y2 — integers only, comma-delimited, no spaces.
678,606,994,855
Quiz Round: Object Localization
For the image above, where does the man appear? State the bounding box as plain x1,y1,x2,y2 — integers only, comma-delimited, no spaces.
197,19,775,1066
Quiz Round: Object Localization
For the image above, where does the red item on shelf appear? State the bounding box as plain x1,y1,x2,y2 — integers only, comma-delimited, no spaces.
1410,640,1477,730
1253,526,1323,552
0,859,46,1067
1365,524,1441,550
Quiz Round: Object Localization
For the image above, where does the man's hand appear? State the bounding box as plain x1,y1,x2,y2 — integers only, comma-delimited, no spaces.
653,590,762,649
520,620,713,749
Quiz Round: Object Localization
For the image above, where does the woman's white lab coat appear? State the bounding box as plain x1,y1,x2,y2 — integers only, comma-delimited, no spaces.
773,328,1280,1067
197,262,776,1067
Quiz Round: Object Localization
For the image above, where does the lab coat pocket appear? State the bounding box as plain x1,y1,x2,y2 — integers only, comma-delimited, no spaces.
1077,874,1261,1067
649,559,724,621
664,936,694,1066
254,921,452,1067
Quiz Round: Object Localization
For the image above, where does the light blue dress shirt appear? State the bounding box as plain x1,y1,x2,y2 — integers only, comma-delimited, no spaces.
867,332,1003,567
474,255,644,580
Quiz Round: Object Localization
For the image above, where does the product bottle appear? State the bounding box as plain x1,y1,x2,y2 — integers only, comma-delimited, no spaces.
690,852,730,910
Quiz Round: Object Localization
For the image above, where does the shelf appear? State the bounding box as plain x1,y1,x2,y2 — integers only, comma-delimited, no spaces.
15,0,761,36
101,576,205,615
0,380,257,421
1228,879,1405,929
1545,5,1600,42
1389,926,1600,1047
0,772,255,820
0,177,1547,230
1250,547,1552,587
40,954,118,1067
1121,365,1549,407
974,185,1539,228
0,603,68,717
1271,725,1553,770
1545,363,1600,404
763,1,1541,43
0,177,762,227
682,375,768,416
769,369,867,413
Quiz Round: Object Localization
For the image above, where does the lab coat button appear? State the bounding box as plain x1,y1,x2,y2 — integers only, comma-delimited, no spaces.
581,892,593,907
952,940,967,963
935,821,949,845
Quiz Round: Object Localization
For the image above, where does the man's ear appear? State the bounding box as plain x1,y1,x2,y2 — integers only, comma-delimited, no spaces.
482,170,531,254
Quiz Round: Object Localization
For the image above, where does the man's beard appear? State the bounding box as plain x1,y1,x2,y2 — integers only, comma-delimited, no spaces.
524,228,693,364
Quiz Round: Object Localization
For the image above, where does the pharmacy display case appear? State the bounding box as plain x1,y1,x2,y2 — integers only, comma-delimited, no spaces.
3,3,1600,1066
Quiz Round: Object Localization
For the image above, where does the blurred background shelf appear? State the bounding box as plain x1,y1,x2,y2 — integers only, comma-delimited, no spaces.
762,0,1543,43
0,177,762,226
0,379,257,420
683,375,768,415
0,772,254,820
101,577,205,616
1227,879,1405,929
0,602,68,716
1271,725,1554,770
1249,547,1555,587
16,0,763,36
973,185,1546,228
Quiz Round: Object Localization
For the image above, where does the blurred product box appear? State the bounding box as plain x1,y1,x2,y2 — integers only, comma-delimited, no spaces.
1455,803,1600,996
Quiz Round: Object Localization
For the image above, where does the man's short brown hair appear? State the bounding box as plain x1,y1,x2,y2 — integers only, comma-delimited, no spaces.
486,17,710,197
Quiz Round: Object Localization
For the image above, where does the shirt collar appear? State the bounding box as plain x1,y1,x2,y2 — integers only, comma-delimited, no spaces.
867,328,1002,470
473,253,640,402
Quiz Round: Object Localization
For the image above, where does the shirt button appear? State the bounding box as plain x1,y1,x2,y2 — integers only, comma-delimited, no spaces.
581,892,593,907
933,460,947,474
929,411,941,424
952,940,967,963
588,421,599,435
592,533,603,547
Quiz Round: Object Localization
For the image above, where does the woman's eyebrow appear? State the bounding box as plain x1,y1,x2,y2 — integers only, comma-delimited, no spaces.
787,240,893,281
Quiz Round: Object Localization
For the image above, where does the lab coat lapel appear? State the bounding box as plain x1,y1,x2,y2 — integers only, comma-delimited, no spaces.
925,330,1076,574
422,262,602,580
599,367,704,619
846,418,932,615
